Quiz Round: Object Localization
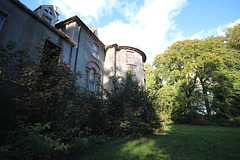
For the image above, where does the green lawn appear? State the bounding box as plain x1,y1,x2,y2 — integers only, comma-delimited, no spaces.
73,124,240,160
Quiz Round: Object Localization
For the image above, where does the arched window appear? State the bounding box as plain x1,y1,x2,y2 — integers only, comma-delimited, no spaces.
85,61,101,91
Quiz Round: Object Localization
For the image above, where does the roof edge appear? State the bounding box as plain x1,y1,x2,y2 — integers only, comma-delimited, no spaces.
56,16,105,49
10,0,75,45
106,44,146,62
120,46,146,62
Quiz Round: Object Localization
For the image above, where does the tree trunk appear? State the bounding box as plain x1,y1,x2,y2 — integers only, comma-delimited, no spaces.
200,79,211,119
203,90,211,119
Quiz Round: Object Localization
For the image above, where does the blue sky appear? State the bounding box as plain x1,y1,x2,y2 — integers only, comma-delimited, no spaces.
20,0,240,63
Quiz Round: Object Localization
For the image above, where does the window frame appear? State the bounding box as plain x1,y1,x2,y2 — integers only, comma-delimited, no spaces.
85,68,101,92
85,61,102,92
88,68,96,91
126,51,135,65
0,11,7,31
40,39,62,75
92,42,99,59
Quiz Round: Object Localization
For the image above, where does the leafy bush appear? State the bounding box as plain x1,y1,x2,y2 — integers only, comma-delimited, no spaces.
0,122,69,160
208,116,240,127
0,41,101,158
104,70,160,136
171,108,207,125
0,42,160,159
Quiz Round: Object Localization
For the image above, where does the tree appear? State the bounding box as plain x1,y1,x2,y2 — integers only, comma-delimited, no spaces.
221,23,240,118
225,23,240,50
153,39,204,121
104,70,160,136
144,63,162,107
150,35,240,123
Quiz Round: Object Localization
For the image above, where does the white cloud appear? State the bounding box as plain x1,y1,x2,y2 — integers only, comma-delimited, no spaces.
226,18,240,28
37,0,240,64
121,2,139,20
99,0,187,63
189,26,224,40
189,18,240,40
40,0,187,63
41,0,119,23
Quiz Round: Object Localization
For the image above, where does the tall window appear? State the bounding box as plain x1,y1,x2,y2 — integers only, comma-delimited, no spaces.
85,70,89,88
96,76,101,92
0,11,7,30
85,61,101,92
85,68,101,92
126,51,135,65
92,43,99,59
89,68,96,91
40,40,61,75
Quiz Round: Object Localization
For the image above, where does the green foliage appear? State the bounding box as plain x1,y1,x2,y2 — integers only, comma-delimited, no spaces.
76,124,240,160
0,41,102,159
0,41,160,159
0,41,90,159
146,24,240,124
0,122,69,160
225,23,240,50
104,70,160,136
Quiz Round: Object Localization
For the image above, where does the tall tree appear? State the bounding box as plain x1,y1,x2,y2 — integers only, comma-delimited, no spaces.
225,23,240,50
151,35,239,122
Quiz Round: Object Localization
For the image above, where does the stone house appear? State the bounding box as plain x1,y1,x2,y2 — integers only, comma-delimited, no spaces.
0,0,146,91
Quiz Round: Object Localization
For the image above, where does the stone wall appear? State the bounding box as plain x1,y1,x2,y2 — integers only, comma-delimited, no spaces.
0,0,73,65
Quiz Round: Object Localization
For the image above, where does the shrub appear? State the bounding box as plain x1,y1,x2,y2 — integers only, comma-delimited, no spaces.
0,122,69,160
104,70,160,136
0,42,160,159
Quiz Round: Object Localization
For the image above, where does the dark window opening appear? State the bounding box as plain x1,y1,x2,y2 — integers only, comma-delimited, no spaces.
85,68,101,92
42,12,52,23
0,11,7,30
96,75,101,92
40,40,61,75
85,69,89,88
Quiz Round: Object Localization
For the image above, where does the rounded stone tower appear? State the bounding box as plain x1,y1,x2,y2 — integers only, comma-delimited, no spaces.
104,44,146,88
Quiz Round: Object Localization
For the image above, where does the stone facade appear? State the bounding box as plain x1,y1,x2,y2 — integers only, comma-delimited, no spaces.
104,45,146,89
0,0,74,65
0,0,146,90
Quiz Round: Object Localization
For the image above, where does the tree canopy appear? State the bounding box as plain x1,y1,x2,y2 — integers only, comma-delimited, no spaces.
146,24,240,123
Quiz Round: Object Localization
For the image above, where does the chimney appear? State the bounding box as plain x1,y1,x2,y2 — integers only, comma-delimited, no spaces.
90,25,98,37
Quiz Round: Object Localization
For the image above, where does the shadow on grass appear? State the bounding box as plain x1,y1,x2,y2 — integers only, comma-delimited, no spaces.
71,134,172,160
73,124,240,160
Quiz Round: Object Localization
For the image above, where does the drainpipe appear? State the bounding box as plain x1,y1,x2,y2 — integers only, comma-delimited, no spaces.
74,26,82,72
69,45,74,66
114,46,116,77
113,44,118,77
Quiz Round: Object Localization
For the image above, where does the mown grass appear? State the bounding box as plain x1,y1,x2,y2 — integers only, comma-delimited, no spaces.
73,124,240,160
